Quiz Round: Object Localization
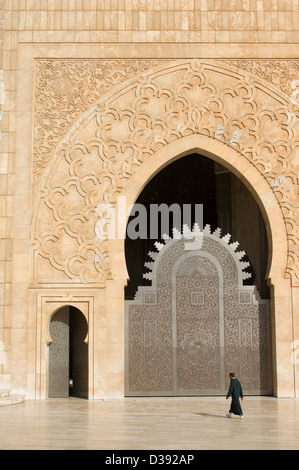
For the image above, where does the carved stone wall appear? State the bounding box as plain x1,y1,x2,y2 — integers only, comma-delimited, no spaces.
125,226,272,396
32,59,299,287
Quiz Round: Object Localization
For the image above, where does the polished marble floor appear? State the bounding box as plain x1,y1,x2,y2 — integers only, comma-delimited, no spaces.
0,396,298,450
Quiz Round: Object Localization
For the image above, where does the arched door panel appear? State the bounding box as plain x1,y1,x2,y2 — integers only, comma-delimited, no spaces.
174,255,224,394
49,307,70,398
48,306,88,398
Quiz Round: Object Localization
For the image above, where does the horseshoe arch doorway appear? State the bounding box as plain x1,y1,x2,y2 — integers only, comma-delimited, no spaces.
48,306,88,398
124,153,272,396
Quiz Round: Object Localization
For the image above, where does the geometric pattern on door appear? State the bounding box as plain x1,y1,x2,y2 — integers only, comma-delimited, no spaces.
49,306,70,398
125,224,272,396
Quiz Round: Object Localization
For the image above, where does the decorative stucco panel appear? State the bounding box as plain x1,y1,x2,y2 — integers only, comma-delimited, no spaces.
32,59,299,286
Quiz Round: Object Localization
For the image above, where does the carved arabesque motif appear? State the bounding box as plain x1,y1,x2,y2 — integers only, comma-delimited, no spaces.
34,59,165,190
33,60,299,285
225,59,299,99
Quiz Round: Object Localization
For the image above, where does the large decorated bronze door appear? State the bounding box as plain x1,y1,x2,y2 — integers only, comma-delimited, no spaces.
125,225,272,396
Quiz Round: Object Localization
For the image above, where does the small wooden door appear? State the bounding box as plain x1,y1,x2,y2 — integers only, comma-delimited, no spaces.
48,306,88,398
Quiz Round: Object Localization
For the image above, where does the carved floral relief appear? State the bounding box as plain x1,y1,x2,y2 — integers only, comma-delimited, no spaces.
34,59,165,190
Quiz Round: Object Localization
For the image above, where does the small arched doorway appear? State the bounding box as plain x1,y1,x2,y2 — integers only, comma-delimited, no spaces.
48,306,88,398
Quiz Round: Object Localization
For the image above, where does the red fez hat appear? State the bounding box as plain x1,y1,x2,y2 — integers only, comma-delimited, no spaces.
229,372,235,377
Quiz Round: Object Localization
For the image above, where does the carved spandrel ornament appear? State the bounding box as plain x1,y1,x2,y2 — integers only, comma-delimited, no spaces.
33,59,299,286
224,59,299,104
125,225,272,396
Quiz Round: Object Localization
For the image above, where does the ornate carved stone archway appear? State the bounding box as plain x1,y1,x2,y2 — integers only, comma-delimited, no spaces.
32,59,298,397
32,59,298,287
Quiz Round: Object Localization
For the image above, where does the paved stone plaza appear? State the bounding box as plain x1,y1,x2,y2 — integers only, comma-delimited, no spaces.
0,397,298,450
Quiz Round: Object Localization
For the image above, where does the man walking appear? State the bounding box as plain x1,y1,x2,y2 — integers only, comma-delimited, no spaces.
226,372,244,419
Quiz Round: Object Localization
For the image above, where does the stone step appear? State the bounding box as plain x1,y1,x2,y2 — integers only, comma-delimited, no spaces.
0,390,25,407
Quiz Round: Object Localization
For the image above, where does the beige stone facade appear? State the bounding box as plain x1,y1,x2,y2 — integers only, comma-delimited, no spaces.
0,1,298,400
